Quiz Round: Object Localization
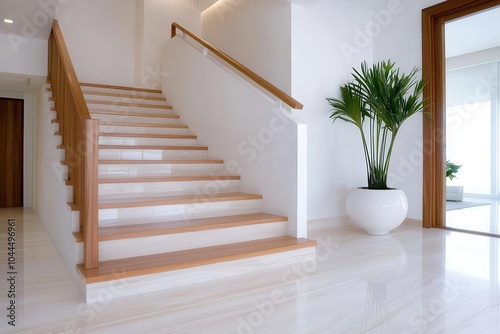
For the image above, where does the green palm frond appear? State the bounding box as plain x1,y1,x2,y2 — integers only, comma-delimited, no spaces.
327,83,369,130
327,60,428,189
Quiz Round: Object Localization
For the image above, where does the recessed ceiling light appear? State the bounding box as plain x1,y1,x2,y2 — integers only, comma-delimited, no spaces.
4,19,14,24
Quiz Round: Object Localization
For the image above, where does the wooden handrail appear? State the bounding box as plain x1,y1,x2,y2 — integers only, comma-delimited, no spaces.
171,22,303,110
48,20,99,269
51,20,91,119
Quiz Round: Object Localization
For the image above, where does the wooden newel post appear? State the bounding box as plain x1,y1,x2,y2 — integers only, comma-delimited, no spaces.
171,23,177,38
83,119,99,269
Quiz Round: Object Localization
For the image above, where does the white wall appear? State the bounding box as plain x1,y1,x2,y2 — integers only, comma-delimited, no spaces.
373,0,444,219
201,0,291,94
200,0,417,221
0,33,47,76
293,0,446,220
55,0,137,86
162,36,307,237
23,93,34,208
47,0,446,222
139,0,201,88
33,83,78,279
291,0,373,220
54,0,201,88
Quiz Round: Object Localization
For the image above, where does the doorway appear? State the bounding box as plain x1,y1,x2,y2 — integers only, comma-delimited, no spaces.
422,0,500,235
445,58,500,235
0,98,24,207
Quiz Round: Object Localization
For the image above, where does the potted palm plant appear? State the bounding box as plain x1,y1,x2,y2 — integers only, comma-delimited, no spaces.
327,60,426,235
446,160,463,201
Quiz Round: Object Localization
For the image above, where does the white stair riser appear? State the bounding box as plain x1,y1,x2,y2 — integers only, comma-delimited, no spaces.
90,106,173,116
76,221,287,262
54,134,62,146
57,147,67,161
55,164,69,181
66,186,73,203
84,94,166,106
81,86,163,98
71,211,80,233
98,136,196,147
99,180,240,199
90,113,179,125
80,247,316,303
99,148,208,160
50,121,59,135
99,124,189,135
99,163,226,178
87,103,171,115
99,199,262,227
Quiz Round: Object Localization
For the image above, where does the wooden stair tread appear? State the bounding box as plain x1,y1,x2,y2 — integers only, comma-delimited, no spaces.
99,144,208,150
86,99,172,109
80,82,162,94
98,192,262,209
99,175,240,183
98,121,187,128
98,159,223,165
73,213,287,242
99,133,197,139
90,110,179,118
83,91,166,101
77,236,316,283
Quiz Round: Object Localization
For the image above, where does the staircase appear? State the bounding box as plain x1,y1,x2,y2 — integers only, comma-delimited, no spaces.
66,82,316,302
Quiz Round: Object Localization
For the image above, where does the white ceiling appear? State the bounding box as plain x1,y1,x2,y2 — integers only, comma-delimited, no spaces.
0,1,54,93
0,0,497,92
0,0,57,40
445,6,500,58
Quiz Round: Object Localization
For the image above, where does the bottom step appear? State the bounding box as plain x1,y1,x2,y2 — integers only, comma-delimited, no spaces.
76,236,316,303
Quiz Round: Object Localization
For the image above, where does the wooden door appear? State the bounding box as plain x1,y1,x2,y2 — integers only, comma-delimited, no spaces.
0,98,24,207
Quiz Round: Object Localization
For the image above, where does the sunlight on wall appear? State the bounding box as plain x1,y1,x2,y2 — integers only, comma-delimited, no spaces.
200,0,219,12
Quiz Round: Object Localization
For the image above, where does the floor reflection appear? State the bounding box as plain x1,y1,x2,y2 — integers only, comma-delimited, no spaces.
446,197,499,235
2,209,500,333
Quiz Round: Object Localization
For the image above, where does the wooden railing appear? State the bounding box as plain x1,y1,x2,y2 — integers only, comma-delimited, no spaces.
48,20,99,270
171,22,304,110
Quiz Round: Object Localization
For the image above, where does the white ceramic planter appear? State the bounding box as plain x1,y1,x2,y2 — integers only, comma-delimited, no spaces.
346,188,408,235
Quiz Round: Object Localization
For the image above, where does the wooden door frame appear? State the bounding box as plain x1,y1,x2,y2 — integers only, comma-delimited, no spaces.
422,0,500,228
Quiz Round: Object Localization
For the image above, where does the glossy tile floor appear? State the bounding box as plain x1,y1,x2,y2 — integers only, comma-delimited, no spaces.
447,198,499,235
1,208,499,333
